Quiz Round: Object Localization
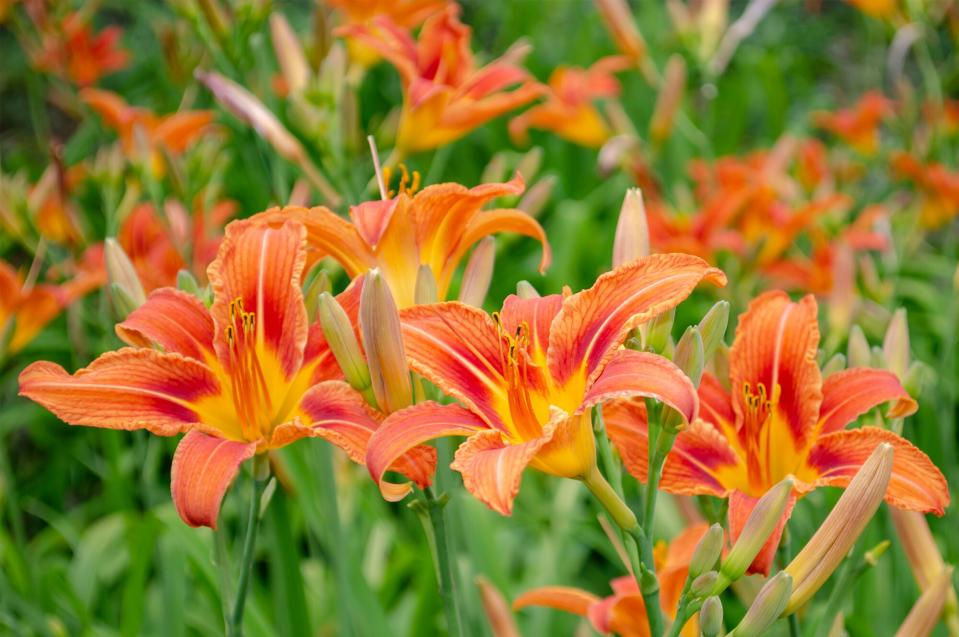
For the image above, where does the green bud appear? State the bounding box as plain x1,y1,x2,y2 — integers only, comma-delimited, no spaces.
721,477,794,582
690,570,719,598
699,596,724,637
883,308,909,379
730,572,793,637
459,237,495,307
515,147,544,182
902,361,927,398
516,280,540,299
698,300,729,364
302,270,331,321
847,325,871,368
109,282,140,320
176,269,201,296
673,326,704,387
361,269,412,413
646,308,675,354
105,238,146,310
822,352,846,378
318,292,373,403
689,523,725,578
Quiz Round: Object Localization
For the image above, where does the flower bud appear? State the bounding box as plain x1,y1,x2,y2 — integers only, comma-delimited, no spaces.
613,188,650,267
730,572,793,637
689,523,725,579
176,269,201,297
894,568,954,637
109,283,140,320
890,509,959,629
318,292,373,403
415,265,438,305
721,477,794,583
517,175,555,219
690,570,719,598
699,596,723,637
822,352,846,378
476,575,520,637
645,308,674,354
883,308,910,379
595,0,648,63
459,237,495,307
480,153,509,186
783,444,894,614
516,280,540,299
847,325,871,368
515,147,544,183
360,270,412,414
649,55,686,144
105,238,146,311
698,300,729,365
270,13,310,95
673,326,704,388
303,270,331,321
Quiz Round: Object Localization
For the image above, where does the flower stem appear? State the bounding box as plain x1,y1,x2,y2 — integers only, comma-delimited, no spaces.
780,526,801,637
644,424,677,529
227,456,269,637
422,487,466,637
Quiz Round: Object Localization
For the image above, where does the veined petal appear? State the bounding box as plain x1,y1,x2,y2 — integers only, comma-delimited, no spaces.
447,207,552,283
366,401,486,501
817,368,917,436
349,198,398,249
548,254,726,387
603,398,650,481
662,420,742,496
728,488,797,575
18,349,221,437
171,430,256,528
499,294,563,364
512,586,599,616
116,288,215,361
451,427,551,515
805,427,949,515
399,302,508,427
699,373,735,433
208,218,308,378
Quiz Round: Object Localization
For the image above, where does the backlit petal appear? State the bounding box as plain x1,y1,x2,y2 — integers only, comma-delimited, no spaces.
728,488,797,575
662,420,742,496
18,349,221,437
152,111,215,153
512,586,599,617
8,286,62,354
366,401,486,501
698,373,735,433
805,427,949,515
603,398,650,481
499,294,563,364
548,254,726,387
170,430,256,528
817,368,917,436
116,288,215,361
450,207,552,279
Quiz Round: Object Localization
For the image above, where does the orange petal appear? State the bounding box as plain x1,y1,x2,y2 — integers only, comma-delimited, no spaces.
548,254,726,387
658,523,712,619
292,380,437,488
730,291,822,453
603,398,651,480
171,430,256,528
454,208,552,278
817,367,918,435
349,198,399,248
152,110,214,153
806,427,949,515
512,586,600,617
366,401,486,501
499,294,563,363
116,288,215,361
8,286,62,354
81,88,136,134
18,349,221,436
208,218,308,378
451,428,551,515
728,488,797,575
607,594,652,637
662,420,741,496
399,302,509,428
698,373,734,433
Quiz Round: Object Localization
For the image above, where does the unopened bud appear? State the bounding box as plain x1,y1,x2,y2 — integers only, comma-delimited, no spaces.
784,444,894,614
690,570,719,598
699,596,724,637
176,269,201,297
476,576,520,637
517,175,555,218
721,477,794,583
459,237,495,307
698,300,729,364
318,292,373,403
893,567,954,637
713,343,730,388
646,308,674,354
730,572,793,637
613,188,650,268
109,283,140,320
822,352,846,378
689,523,725,578
847,325,871,368
890,508,946,591
649,55,686,144
516,280,540,299
673,326,704,387
270,13,310,94
105,238,146,310
303,270,332,321
883,308,910,379
515,147,544,182
360,270,412,413
903,361,927,397
480,153,509,186
595,0,648,63
415,265,438,305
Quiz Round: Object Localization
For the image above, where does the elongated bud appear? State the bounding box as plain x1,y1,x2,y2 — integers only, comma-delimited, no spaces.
459,237,495,307
516,280,540,299
109,283,140,320
730,572,793,637
721,477,794,583
698,300,729,364
360,270,412,414
649,55,686,144
891,509,947,590
197,0,230,38
613,188,650,267
883,308,910,379
318,292,374,402
700,596,723,637
515,147,544,182
894,567,954,637
105,238,146,310
847,325,871,368
673,326,704,387
270,13,310,94
517,175,555,218
697,0,729,61
691,570,719,598
476,576,520,637
822,352,846,378
176,269,201,297
303,270,332,322
783,444,894,614
646,308,675,354
595,0,648,63
415,265,438,305
713,343,730,388
480,153,509,185
689,524,725,578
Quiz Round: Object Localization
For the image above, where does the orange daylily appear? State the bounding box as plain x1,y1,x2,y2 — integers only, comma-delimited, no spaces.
260,175,549,309
33,12,128,86
513,523,713,637
328,0,446,29
813,91,892,155
365,254,725,513
891,151,959,228
338,5,543,153
604,291,949,574
509,56,630,148
0,261,65,357
19,218,434,528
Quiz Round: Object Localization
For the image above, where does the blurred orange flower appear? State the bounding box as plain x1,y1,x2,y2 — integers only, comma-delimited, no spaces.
891,151,959,228
33,12,128,86
814,91,891,155
338,5,543,153
0,261,64,357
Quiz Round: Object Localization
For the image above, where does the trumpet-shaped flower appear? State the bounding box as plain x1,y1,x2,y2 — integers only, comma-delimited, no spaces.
260,174,549,309
604,291,949,574
19,218,434,528
366,254,725,513
32,12,128,86
509,56,630,148
513,523,712,637
338,5,543,153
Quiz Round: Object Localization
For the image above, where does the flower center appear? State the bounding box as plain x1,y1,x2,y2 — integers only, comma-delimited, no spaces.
493,312,544,443
225,297,274,441
741,381,781,493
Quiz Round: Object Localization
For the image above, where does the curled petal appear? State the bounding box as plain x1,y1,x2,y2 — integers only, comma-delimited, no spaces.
256,206,375,275
19,349,220,436
117,288,216,361
806,427,949,515
451,207,552,278
366,401,486,501
728,488,797,575
171,430,256,528
817,368,917,435
512,586,599,616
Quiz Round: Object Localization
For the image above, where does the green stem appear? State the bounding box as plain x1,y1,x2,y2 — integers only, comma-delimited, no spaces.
780,527,801,637
423,487,466,637
314,444,357,637
644,426,678,530
227,457,269,637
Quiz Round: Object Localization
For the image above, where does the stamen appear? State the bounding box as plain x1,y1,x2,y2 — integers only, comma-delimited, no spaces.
225,297,274,441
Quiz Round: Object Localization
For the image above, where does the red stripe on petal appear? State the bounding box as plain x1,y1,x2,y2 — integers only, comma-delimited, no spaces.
171,430,256,528
661,420,742,496
604,398,650,482
117,288,215,361
817,368,917,436
499,294,563,364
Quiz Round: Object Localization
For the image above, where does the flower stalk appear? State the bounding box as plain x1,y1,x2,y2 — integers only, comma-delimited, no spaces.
226,454,270,637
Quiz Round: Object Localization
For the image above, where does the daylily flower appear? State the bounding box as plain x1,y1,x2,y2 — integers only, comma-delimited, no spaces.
32,12,128,86
513,523,713,637
509,56,630,148
365,254,725,513
260,174,550,309
813,91,891,155
19,218,434,528
604,291,949,574
891,151,959,229
328,0,446,29
338,5,543,153
1,260,65,357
